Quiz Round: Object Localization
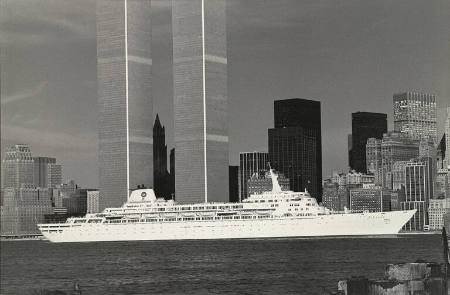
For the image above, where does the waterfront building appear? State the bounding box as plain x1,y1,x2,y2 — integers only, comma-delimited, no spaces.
0,187,53,236
33,157,56,188
239,152,269,201
428,198,450,231
393,92,437,143
62,189,90,216
97,0,153,210
153,114,171,199
401,159,433,231
380,131,420,188
322,181,340,211
349,185,391,212
229,166,239,203
390,189,406,211
172,0,229,204
87,190,100,214
350,112,387,173
247,170,290,198
269,98,322,201
1,144,34,189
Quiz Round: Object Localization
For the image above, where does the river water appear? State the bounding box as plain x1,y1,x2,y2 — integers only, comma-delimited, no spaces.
0,235,443,294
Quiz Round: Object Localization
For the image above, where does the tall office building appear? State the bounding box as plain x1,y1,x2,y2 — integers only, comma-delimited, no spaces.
33,157,56,188
393,92,437,143
269,98,322,201
239,152,269,201
172,0,229,204
169,148,175,198
1,144,34,189
401,159,433,231
153,114,170,198
97,0,153,210
350,112,387,173
381,131,420,188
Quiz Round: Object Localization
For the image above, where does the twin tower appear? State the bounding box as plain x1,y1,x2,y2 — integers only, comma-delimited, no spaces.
97,0,228,209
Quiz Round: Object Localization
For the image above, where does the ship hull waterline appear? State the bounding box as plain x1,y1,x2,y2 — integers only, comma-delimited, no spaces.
39,210,416,243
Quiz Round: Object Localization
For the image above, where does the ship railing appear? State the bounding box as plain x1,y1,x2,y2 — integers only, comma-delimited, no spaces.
101,213,318,224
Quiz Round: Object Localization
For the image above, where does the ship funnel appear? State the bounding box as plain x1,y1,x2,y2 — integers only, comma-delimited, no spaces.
269,169,282,193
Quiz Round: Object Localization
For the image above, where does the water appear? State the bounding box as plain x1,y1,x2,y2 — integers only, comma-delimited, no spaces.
0,235,443,294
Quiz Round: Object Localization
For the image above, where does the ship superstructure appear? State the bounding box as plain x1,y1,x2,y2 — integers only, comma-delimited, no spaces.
38,170,416,242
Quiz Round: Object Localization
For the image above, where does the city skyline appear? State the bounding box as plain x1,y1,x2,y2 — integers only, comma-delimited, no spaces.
2,0,449,188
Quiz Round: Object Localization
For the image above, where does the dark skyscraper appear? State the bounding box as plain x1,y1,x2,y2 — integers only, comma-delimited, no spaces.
351,112,387,173
229,166,239,203
269,98,322,201
172,0,228,204
169,148,175,199
153,114,169,198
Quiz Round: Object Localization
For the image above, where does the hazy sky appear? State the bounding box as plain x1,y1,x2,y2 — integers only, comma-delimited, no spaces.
1,0,449,188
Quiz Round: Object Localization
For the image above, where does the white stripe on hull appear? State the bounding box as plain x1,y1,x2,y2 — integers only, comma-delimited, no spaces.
40,210,416,243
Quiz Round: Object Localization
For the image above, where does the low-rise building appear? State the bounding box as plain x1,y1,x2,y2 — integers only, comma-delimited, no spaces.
349,185,391,212
428,198,450,231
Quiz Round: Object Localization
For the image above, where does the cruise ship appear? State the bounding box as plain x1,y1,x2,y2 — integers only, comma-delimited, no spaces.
38,170,416,243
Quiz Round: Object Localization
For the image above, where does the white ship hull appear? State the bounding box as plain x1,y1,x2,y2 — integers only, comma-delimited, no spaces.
39,210,416,243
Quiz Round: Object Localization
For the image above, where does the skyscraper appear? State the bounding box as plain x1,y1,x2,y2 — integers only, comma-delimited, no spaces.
269,98,322,201
350,112,387,173
239,152,269,201
153,114,169,198
1,144,34,189
97,0,153,210
33,157,56,188
172,0,228,204
445,107,450,168
393,92,437,143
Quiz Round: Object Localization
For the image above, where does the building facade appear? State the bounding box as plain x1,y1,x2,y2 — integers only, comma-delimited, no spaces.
247,170,290,198
239,152,269,201
2,144,34,189
97,0,153,210
87,190,100,214
350,112,387,173
428,198,450,231
269,98,322,201
33,157,56,188
393,92,437,143
366,138,382,176
380,131,420,188
47,163,62,189
349,186,391,212
172,0,229,204
0,187,53,236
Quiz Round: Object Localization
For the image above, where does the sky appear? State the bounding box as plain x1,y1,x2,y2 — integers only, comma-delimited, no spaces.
1,0,449,188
